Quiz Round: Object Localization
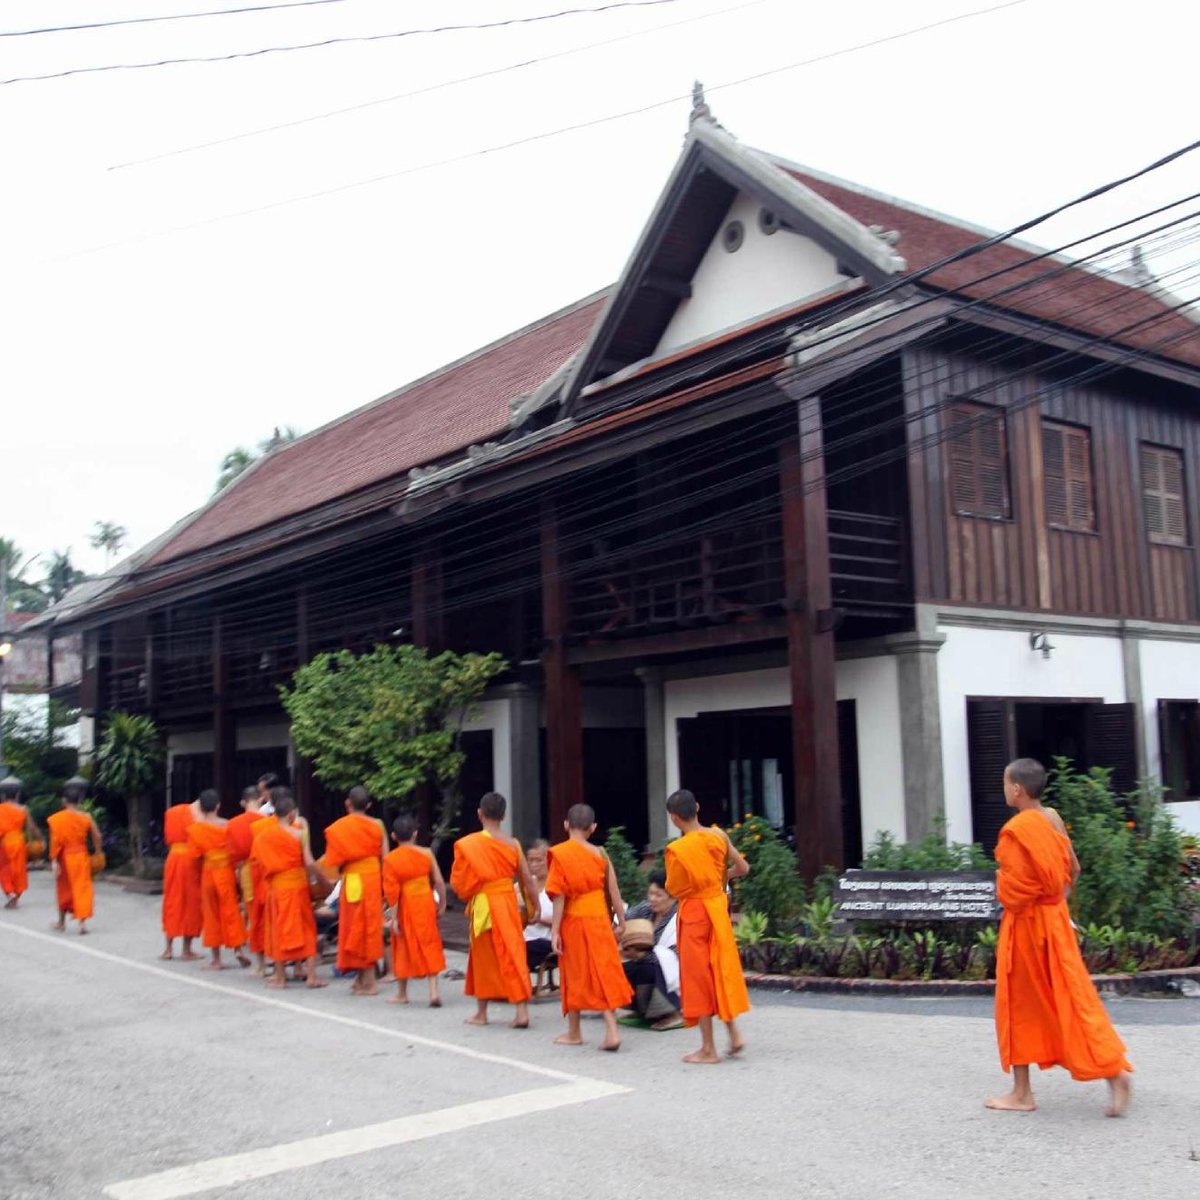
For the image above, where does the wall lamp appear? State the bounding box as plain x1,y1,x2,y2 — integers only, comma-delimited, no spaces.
1029,630,1055,660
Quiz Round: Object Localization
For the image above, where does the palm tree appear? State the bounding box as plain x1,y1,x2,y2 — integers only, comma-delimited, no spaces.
95,711,163,879
42,549,87,603
0,538,45,613
214,426,300,494
90,521,128,566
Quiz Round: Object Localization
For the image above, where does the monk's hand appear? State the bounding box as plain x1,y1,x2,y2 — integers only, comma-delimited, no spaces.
551,932,563,955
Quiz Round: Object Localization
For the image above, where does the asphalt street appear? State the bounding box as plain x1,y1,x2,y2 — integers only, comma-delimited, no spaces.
2,872,1197,1200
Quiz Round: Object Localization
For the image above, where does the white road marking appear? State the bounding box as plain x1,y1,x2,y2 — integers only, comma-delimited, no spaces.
102,1078,628,1200
0,920,575,1081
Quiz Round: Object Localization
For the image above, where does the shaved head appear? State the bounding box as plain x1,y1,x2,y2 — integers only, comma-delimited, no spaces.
478,792,506,821
666,790,699,820
566,803,595,830
271,787,296,818
347,786,371,813
198,789,220,815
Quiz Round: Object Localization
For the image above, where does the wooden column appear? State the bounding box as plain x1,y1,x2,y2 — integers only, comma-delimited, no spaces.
292,587,314,814
541,501,583,833
212,613,235,814
779,395,844,877
411,540,445,652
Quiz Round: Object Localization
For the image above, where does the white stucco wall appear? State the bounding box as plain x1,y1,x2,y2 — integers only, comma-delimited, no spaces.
936,625,1127,842
1137,637,1200,834
462,698,511,834
661,660,903,846
237,721,290,751
656,191,845,354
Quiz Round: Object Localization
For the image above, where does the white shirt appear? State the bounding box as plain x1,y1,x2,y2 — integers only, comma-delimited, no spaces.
652,913,680,994
522,887,554,942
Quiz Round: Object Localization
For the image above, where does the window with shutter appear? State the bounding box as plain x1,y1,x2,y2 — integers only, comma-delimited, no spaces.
1042,420,1094,531
1141,444,1188,546
947,401,1010,519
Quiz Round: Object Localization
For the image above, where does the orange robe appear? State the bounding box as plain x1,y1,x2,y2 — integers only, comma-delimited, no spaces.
252,820,316,962
664,828,750,1022
244,816,276,955
994,809,1133,1081
47,809,94,920
322,814,385,972
546,839,632,1014
0,801,29,898
383,845,446,979
187,822,248,950
162,803,203,939
450,831,531,1004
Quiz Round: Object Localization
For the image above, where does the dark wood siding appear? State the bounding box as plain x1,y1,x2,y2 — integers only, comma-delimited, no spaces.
903,340,1200,621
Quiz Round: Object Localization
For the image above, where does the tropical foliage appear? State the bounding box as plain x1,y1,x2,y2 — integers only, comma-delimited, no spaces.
214,426,300,493
95,711,164,879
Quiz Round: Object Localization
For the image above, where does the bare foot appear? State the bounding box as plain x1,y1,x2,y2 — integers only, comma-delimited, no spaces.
1105,1073,1132,1118
727,1038,746,1057
159,951,173,961
250,967,265,978
236,953,251,969
78,926,88,936
464,1015,488,1026
51,922,65,932
266,979,287,990
510,1019,530,1030
306,979,328,989
599,1040,621,1053
429,997,442,1008
5,897,18,909
202,962,226,971
683,1049,721,1065
387,995,410,1005
984,1091,1037,1112
355,985,379,997
554,1034,584,1045
180,952,202,962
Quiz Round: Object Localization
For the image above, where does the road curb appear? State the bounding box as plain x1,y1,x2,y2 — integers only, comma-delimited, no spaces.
744,964,1200,997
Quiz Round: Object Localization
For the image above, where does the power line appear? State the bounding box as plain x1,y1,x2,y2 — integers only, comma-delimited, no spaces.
0,0,352,39
0,0,687,86
46,0,1031,263
108,0,773,171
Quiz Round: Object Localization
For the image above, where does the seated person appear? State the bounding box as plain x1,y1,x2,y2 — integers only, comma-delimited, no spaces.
522,838,554,971
621,870,682,1030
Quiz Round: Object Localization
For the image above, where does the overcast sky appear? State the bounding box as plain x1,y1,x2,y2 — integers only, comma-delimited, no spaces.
2,0,1197,581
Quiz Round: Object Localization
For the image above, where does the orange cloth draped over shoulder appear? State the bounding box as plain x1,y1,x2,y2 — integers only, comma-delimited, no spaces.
383,845,446,979
994,809,1132,1081
162,803,203,939
323,814,385,971
664,827,749,1023
226,810,260,865
187,823,248,951
450,831,531,1004
546,839,632,1014
245,816,276,954
252,820,316,962
0,801,29,898
47,809,94,920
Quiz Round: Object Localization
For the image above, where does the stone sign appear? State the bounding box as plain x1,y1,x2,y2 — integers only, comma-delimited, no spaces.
833,870,999,922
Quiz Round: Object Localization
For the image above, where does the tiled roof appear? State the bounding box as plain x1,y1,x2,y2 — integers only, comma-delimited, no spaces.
774,160,1200,370
147,292,608,566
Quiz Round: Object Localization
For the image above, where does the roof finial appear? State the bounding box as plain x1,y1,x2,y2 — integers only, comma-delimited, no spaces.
690,80,713,126
1129,244,1155,288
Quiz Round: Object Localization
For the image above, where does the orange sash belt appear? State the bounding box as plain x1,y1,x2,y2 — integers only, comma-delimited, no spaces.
269,867,308,891
169,843,191,856
204,849,232,868
564,889,608,918
481,878,515,898
61,845,88,856
401,876,432,898
344,857,380,876
684,886,725,902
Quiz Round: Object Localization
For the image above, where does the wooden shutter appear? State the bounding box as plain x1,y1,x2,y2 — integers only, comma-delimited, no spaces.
966,699,1016,855
838,699,863,868
1141,444,1188,545
948,401,1010,519
1157,699,1200,800
1043,421,1095,531
1084,702,1138,801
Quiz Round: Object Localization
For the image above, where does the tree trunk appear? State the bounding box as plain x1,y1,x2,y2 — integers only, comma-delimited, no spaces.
128,794,147,879
430,782,463,858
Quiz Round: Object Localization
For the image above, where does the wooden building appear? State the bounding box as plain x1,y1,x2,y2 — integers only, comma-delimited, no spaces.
38,100,1200,866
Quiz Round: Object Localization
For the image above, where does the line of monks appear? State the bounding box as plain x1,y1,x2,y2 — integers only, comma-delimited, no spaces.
1,759,1136,1095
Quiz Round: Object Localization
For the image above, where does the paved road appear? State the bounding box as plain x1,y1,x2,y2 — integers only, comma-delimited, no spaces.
2,873,1198,1200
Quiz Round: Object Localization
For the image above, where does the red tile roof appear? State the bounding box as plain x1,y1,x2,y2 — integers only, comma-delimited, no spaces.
149,293,607,566
777,162,1200,370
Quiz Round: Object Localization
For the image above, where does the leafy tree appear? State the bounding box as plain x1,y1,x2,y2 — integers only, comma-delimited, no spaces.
0,701,79,799
0,538,47,612
89,521,128,565
214,426,300,493
95,711,164,879
42,549,87,603
603,825,646,904
727,815,806,934
281,643,507,849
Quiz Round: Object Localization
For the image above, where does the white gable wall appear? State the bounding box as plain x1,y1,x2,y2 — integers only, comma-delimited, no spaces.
656,191,847,355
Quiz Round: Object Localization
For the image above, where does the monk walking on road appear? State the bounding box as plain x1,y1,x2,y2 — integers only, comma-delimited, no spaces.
251,789,325,990
382,814,447,1007
986,757,1133,1117
450,792,538,1029
663,789,750,1064
47,781,103,935
547,803,631,1052
161,793,203,961
187,789,249,970
0,775,41,909
322,787,387,996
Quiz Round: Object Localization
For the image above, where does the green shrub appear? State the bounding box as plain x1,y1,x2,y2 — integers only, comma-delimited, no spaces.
862,817,993,870
727,815,805,934
603,825,646,905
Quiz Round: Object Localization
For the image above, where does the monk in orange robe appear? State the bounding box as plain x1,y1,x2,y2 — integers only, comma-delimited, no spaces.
664,788,750,1064
187,789,250,970
0,776,41,909
450,791,538,1028
47,783,103,934
250,788,325,989
243,802,278,976
547,803,631,1051
161,795,203,961
226,786,262,912
321,786,387,994
382,814,447,1006
986,758,1133,1117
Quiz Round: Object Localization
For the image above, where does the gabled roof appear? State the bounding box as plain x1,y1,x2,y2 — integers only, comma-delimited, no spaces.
145,291,607,567
561,117,907,408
